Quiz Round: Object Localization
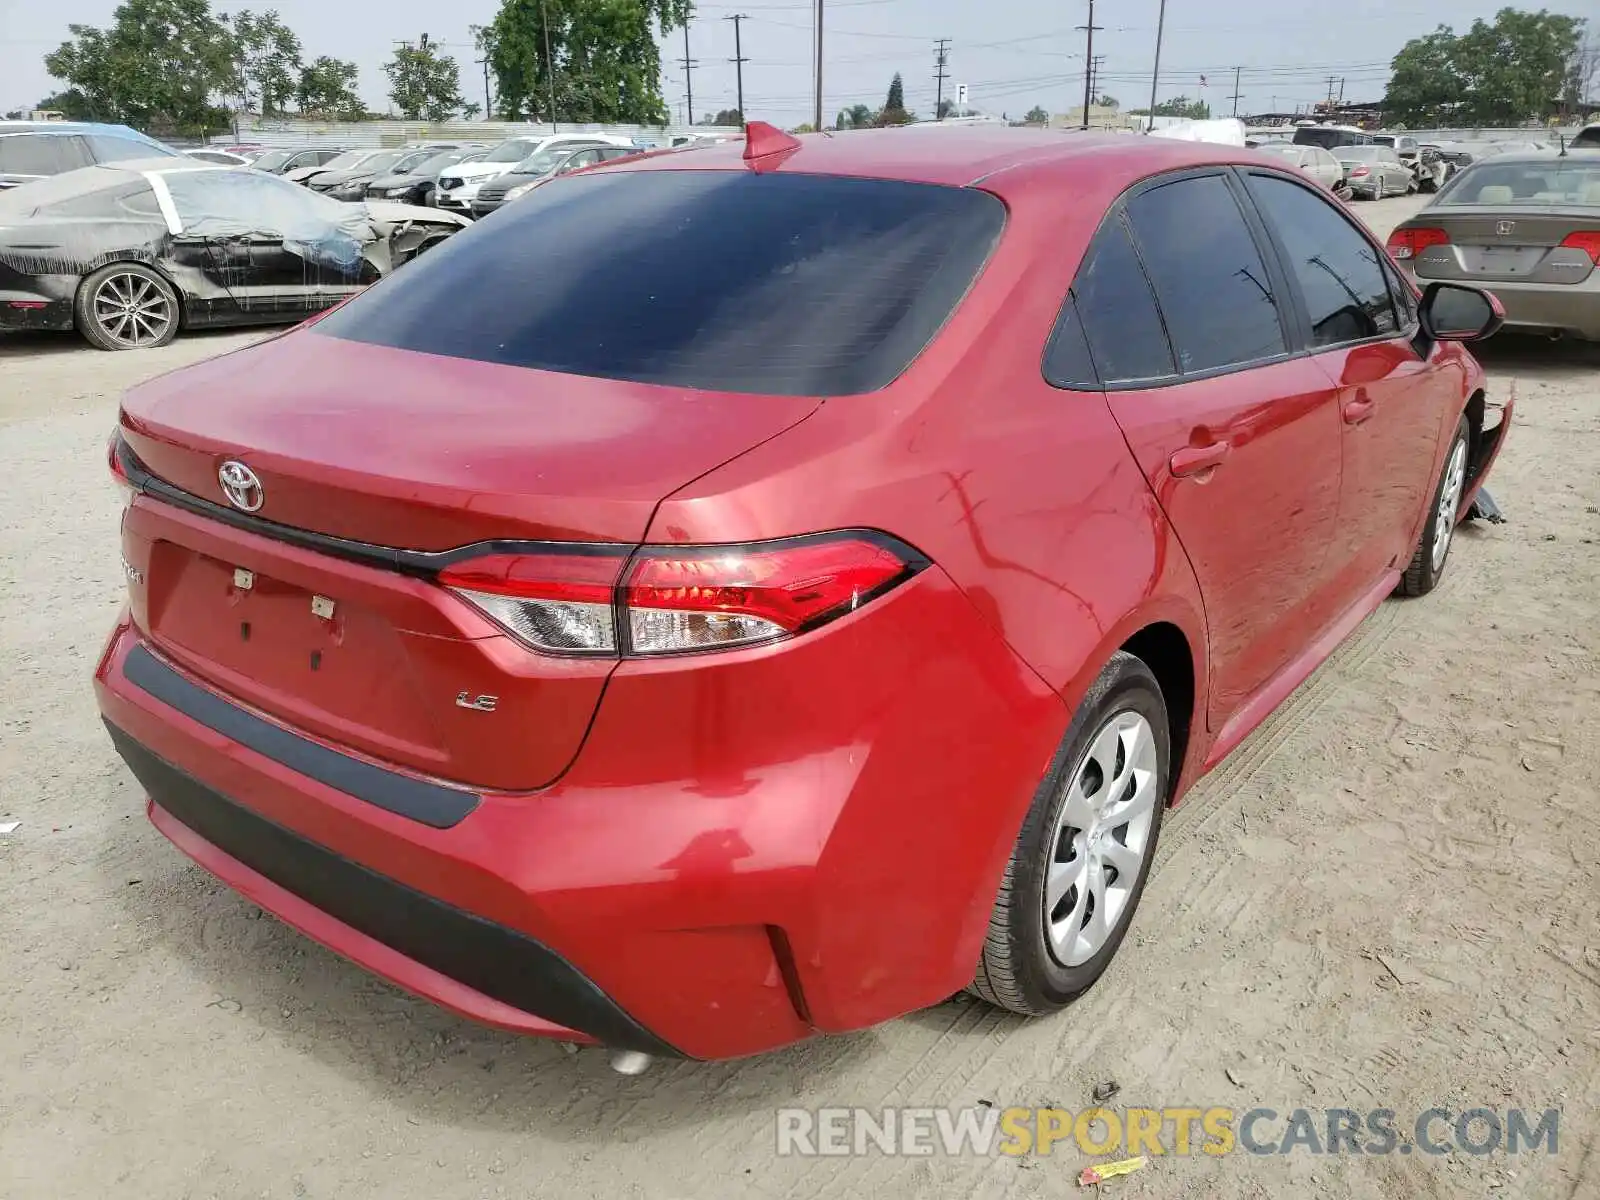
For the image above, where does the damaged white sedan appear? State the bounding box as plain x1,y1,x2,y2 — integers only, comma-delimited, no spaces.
0,159,469,350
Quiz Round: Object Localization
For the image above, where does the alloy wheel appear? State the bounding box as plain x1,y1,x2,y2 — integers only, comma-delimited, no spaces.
1044,710,1159,967
1431,438,1468,572
93,271,175,349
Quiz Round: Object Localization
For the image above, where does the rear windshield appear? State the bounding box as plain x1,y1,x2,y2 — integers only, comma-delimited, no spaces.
317,170,1006,396
1437,160,1600,205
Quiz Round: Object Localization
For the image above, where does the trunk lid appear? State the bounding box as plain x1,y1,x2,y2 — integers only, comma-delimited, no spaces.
1411,208,1598,286
117,332,821,790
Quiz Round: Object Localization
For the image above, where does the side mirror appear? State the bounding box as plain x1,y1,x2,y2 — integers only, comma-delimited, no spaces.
1419,281,1503,343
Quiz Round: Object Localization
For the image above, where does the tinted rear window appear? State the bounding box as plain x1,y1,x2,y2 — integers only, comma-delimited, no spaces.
318,170,1005,396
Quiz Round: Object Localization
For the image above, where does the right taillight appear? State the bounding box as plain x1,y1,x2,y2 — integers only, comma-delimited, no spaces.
438,532,924,658
1386,226,1450,260
438,549,627,654
1559,231,1600,264
108,431,135,506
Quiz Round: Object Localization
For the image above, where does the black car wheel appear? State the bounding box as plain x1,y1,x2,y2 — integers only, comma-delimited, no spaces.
75,263,180,351
970,651,1169,1015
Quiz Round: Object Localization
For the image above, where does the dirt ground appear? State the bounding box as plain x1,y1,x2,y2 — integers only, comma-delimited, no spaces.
1,195,1597,1200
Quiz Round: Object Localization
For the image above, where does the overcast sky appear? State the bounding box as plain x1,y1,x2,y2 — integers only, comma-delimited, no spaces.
0,0,1558,128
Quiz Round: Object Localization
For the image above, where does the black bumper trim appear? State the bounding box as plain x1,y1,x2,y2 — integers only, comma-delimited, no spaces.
122,644,479,830
105,721,683,1057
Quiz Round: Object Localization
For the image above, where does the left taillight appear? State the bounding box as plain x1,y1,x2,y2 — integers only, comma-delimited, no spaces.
1387,226,1450,260
438,532,925,658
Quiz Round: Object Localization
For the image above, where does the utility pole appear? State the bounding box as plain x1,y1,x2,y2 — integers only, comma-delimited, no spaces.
476,56,492,119
812,0,824,132
1338,76,1346,105
680,23,698,127
726,14,749,125
1145,0,1166,132
1325,75,1338,111
1088,54,1105,113
540,0,557,132
1228,65,1243,118
1076,0,1102,130
933,37,951,121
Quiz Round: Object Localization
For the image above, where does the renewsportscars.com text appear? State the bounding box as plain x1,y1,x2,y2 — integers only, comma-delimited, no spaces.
775,1106,1561,1158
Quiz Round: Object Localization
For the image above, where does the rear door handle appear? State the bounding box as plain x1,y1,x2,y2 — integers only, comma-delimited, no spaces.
1169,442,1231,478
1343,396,1376,425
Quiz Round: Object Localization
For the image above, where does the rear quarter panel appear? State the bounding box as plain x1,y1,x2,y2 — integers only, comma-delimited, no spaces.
641,165,1211,1002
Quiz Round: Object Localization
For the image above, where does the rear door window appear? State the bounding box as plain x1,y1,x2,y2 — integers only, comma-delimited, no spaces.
1048,218,1174,386
1244,173,1398,346
318,171,1005,396
1125,174,1288,374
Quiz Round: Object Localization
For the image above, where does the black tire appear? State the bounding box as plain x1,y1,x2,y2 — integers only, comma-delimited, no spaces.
1397,416,1471,597
971,651,1170,1015
75,262,180,351
1420,175,1439,194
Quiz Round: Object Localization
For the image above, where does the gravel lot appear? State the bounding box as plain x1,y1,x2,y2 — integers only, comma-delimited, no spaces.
2,195,1597,1199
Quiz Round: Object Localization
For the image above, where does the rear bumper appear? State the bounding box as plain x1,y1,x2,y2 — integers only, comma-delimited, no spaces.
108,720,678,1055
95,560,1064,1059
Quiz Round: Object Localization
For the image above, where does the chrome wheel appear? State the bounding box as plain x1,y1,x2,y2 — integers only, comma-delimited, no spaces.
1431,438,1468,572
92,271,175,348
1044,710,1159,967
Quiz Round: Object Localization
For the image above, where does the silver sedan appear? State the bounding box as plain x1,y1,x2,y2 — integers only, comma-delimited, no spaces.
1333,146,1415,199
1386,152,1600,342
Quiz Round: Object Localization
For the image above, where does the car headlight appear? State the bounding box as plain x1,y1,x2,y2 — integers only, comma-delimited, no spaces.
504,182,539,201
386,187,411,198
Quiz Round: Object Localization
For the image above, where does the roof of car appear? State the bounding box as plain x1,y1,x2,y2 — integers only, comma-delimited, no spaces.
1461,150,1598,167
615,125,1286,187
0,120,172,148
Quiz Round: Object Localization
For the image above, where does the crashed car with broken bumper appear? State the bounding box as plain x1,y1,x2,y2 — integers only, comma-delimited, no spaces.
0,159,468,350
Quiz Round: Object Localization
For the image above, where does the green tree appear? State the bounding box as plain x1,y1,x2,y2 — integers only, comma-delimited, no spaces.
1130,95,1210,119
482,0,690,125
32,89,99,120
877,72,912,125
1023,104,1049,124
1095,94,1119,109
297,55,365,119
384,36,466,120
223,9,302,115
835,102,874,129
1385,9,1585,126
43,0,237,133
702,108,742,125
936,97,955,119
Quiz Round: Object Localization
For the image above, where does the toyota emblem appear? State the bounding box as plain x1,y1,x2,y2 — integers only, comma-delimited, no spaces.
218,460,264,512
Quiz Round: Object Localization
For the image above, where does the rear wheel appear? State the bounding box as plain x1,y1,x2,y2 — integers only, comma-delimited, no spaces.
971,652,1169,1015
75,263,180,351
1398,416,1471,597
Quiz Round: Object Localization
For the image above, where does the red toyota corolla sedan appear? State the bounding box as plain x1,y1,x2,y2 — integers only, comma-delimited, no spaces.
95,124,1511,1066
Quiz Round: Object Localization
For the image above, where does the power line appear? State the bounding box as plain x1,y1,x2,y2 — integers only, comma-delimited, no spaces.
726,13,749,123
933,37,951,120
